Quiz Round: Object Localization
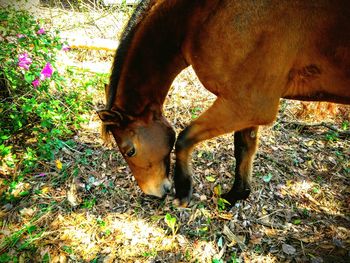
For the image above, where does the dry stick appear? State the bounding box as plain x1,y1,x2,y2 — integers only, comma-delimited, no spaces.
300,240,306,256
256,152,293,175
257,209,285,221
61,141,82,155
278,120,350,137
249,218,287,229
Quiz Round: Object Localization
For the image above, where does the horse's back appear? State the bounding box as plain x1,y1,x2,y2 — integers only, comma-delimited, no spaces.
185,0,350,105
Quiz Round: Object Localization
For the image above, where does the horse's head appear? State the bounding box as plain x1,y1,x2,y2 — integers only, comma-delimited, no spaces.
97,108,176,198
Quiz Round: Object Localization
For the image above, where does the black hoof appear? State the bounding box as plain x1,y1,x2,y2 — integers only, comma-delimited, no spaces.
174,180,193,208
221,186,251,208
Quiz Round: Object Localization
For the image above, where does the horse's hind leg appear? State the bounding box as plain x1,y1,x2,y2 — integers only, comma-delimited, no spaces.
221,127,259,206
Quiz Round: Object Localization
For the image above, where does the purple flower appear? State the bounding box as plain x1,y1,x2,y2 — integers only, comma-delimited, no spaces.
62,44,70,51
32,79,40,88
37,28,45,35
18,53,32,70
40,62,53,80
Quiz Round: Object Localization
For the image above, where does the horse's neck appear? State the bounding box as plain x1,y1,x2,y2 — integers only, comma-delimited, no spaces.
114,1,189,115
113,0,219,116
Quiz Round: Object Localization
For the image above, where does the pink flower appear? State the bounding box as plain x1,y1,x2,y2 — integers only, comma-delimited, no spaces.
32,79,40,88
62,44,70,51
17,34,26,38
18,53,32,70
40,62,53,80
37,28,45,35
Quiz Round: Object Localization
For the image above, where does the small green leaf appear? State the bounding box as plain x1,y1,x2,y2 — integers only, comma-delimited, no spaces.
262,173,273,183
62,245,73,254
217,198,231,211
312,187,319,194
293,219,301,225
0,135,10,140
164,213,177,235
19,190,30,197
206,176,216,182
24,72,35,84
42,253,50,263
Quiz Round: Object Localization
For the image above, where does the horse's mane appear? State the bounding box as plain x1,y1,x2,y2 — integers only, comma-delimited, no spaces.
101,0,156,143
107,0,154,110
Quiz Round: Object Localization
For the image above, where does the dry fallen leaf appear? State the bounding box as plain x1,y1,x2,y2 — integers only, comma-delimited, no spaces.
223,225,246,250
20,207,36,217
282,243,296,255
67,181,81,207
250,233,263,245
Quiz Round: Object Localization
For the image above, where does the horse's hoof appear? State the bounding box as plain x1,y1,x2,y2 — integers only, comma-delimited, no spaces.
173,198,189,208
173,178,193,208
221,187,251,209
220,194,237,209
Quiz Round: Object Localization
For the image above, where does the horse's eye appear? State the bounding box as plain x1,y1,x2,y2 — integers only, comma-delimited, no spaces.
126,147,136,157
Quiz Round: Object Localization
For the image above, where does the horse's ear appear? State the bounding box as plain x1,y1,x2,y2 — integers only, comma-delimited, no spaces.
97,109,123,125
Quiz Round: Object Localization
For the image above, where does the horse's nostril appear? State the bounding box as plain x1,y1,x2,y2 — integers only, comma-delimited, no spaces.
163,184,172,194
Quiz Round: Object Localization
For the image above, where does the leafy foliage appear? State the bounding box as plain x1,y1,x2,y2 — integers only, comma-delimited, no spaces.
0,9,93,197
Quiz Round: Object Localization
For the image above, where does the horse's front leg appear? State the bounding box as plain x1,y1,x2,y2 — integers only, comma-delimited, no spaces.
174,122,218,206
222,127,259,206
173,98,253,207
173,127,196,207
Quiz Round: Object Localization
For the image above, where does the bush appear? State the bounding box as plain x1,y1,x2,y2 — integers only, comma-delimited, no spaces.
0,9,93,180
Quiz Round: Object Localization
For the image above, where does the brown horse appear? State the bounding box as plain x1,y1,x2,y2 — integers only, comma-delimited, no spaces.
98,0,350,207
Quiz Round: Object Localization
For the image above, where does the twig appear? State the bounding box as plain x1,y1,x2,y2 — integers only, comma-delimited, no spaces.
257,209,285,221
249,218,286,229
256,152,293,175
277,120,350,137
61,141,82,155
300,240,306,256
222,225,246,250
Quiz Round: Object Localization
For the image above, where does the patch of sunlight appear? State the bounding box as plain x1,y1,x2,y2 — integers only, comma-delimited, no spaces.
248,254,278,263
48,212,179,261
287,180,312,194
82,118,101,131
282,180,346,216
191,240,217,262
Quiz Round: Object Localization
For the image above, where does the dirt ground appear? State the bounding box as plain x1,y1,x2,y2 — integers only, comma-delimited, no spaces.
1,2,349,262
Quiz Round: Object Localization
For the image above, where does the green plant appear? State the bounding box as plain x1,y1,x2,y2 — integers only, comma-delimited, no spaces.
0,223,43,253
164,213,179,235
217,198,231,211
142,250,157,258
228,252,241,263
0,9,93,187
325,131,339,142
62,245,73,254
0,253,12,263
82,198,96,209
341,120,349,130
214,185,231,211
190,106,202,119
